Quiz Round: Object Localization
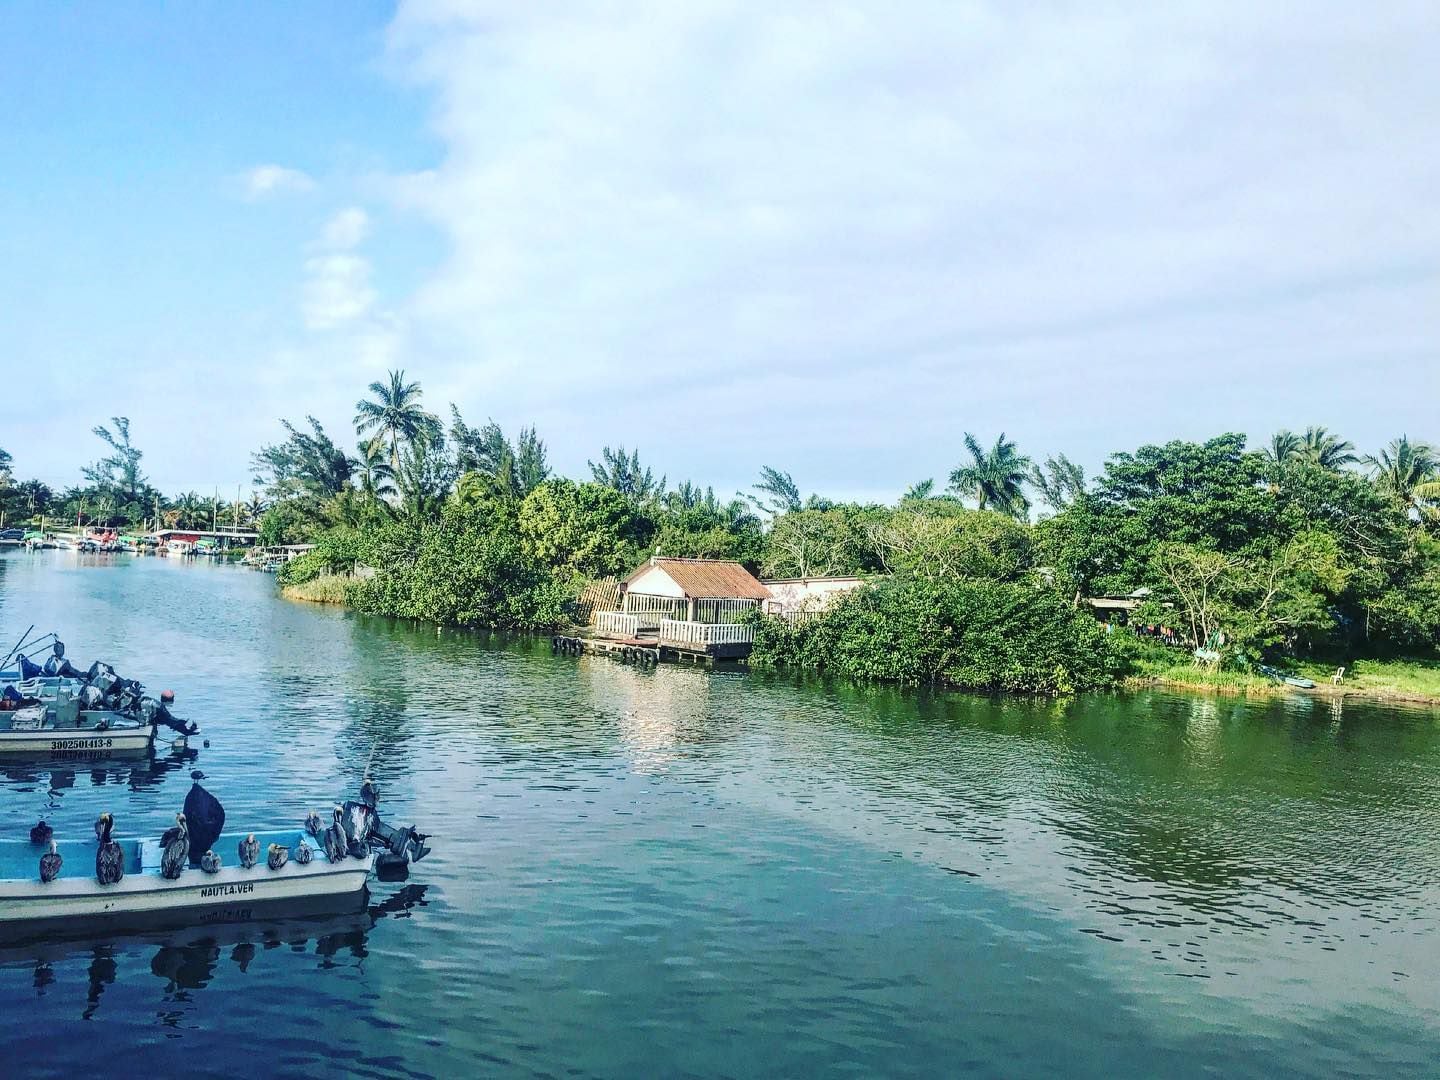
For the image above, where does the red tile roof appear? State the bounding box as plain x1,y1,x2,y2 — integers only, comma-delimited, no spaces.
624,558,771,600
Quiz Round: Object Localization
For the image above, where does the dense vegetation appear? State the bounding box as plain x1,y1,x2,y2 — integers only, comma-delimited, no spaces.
5,378,1439,696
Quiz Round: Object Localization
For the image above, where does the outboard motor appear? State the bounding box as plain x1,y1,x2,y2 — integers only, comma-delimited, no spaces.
341,779,431,869
183,770,226,866
140,692,199,736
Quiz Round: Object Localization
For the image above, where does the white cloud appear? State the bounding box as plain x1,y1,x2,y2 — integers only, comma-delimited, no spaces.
239,164,317,200
320,207,370,250
302,253,376,330
370,1,1440,490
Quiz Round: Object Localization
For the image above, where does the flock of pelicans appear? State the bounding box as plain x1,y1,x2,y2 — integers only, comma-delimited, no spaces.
29,804,368,885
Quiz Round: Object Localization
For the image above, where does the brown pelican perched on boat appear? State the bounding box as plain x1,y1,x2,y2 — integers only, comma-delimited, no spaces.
95,812,124,885
29,820,52,846
159,813,189,879
200,849,222,873
237,833,260,869
39,839,62,883
294,840,314,865
304,811,323,839
323,807,347,863
266,843,289,871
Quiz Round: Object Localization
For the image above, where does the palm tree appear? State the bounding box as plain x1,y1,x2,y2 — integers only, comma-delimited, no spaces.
355,440,396,501
1265,430,1302,464
354,370,440,470
1299,426,1358,470
948,432,1031,518
1363,436,1440,511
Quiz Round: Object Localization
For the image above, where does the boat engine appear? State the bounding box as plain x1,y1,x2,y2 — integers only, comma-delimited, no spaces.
340,781,431,868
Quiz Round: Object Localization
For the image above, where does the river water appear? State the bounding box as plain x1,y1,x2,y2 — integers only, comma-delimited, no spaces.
0,551,1437,1078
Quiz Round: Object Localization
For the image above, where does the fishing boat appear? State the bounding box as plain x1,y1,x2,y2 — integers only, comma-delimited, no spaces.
0,685,157,757
1255,663,1317,689
0,828,374,942
165,538,193,557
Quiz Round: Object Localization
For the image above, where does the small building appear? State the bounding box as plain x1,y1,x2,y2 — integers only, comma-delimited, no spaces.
621,557,771,627
761,576,865,616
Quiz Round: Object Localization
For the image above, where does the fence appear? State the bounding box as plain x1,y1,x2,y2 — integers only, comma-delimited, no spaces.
624,594,688,629
573,577,621,624
693,598,761,624
594,611,640,638
659,619,756,647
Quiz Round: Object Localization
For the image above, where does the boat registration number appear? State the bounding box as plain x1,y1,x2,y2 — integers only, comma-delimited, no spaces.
48,736,115,751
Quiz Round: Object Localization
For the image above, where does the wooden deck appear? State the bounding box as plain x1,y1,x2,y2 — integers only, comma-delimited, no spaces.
553,614,757,667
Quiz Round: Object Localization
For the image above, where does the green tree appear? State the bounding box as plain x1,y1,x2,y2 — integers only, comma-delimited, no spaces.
1028,454,1085,515
82,417,147,503
948,432,1031,519
869,505,1033,582
588,445,664,505
752,466,803,515
517,479,644,579
354,369,441,470
1265,430,1302,465
1299,426,1358,470
252,417,357,508
1364,436,1439,513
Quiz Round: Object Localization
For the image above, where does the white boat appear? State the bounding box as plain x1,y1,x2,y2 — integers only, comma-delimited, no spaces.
0,829,374,941
0,684,156,757
165,539,194,557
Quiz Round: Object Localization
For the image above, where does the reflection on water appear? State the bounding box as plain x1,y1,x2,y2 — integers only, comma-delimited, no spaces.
1,551,1439,1078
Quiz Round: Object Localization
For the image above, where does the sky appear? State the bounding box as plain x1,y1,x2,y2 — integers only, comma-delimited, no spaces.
2,1,1437,504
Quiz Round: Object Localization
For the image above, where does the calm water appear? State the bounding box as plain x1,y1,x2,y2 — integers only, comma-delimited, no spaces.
0,551,1437,1078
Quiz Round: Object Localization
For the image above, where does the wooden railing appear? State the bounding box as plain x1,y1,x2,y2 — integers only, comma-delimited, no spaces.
659,619,755,646
594,611,641,638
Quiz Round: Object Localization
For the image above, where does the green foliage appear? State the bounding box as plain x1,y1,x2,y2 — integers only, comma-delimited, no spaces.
760,505,887,578
948,432,1032,519
752,576,1123,694
517,479,645,579
870,505,1033,582
348,513,569,631
354,369,441,469
276,528,362,586
588,445,664,505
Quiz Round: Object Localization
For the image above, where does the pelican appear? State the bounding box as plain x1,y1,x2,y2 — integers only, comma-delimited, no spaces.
266,843,289,871
39,839,62,883
200,849,222,874
237,833,260,869
322,807,347,863
29,820,53,846
95,812,124,886
304,811,323,839
159,813,189,880
294,840,314,865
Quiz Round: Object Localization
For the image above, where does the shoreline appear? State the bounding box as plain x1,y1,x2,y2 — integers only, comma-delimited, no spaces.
1131,674,1440,709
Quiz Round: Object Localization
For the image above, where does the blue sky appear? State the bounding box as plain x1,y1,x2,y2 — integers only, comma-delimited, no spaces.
2,1,1437,503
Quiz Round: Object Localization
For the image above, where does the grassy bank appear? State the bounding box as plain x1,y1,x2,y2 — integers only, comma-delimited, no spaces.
1127,644,1440,704
281,574,353,605
1294,657,1440,703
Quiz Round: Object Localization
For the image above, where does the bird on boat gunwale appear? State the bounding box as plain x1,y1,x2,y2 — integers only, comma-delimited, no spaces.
200,849,222,874
323,807,347,863
29,820,53,846
294,840,314,865
39,839,62,883
95,812,124,886
238,833,260,869
304,811,323,839
266,843,289,871
159,813,189,880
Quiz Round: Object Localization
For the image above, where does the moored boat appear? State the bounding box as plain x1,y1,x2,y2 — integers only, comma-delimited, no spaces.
0,828,375,942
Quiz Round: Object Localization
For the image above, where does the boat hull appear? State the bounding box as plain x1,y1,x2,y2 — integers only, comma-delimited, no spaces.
0,854,375,941
0,724,156,758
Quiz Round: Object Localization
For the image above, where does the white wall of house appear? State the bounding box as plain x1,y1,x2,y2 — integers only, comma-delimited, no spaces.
626,565,686,598
762,577,864,613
